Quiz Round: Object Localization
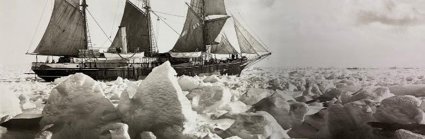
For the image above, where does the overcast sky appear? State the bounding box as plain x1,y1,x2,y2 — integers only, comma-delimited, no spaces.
1,0,425,68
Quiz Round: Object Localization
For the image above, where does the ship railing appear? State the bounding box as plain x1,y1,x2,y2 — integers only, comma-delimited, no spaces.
77,57,160,69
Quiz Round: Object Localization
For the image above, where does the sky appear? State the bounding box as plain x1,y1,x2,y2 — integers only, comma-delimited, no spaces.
1,0,425,68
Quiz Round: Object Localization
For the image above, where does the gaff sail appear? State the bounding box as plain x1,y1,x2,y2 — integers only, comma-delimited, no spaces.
210,34,238,54
171,4,204,52
171,0,229,53
108,1,151,53
234,18,270,55
34,0,86,56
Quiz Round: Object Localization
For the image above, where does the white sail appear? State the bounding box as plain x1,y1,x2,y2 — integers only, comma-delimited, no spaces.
108,1,151,54
34,0,86,56
171,0,205,52
210,34,238,54
171,0,229,53
204,0,227,16
234,18,270,55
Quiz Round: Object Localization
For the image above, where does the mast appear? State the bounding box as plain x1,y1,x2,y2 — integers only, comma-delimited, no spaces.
143,0,155,56
81,0,89,49
201,0,207,52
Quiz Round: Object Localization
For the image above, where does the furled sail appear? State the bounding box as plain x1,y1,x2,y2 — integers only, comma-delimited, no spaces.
210,34,238,54
234,18,270,54
108,1,150,53
171,2,204,52
34,0,86,56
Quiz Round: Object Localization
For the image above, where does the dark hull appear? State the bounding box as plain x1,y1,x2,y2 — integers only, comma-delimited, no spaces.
32,61,249,82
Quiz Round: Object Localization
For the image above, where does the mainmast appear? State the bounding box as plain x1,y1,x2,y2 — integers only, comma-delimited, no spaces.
143,0,156,56
81,0,89,49
201,0,207,52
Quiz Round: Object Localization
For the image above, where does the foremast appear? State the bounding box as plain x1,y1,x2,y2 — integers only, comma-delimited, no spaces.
81,0,89,50
171,0,229,54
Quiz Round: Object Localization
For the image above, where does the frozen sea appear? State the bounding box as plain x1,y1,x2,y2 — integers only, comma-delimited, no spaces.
3,64,425,138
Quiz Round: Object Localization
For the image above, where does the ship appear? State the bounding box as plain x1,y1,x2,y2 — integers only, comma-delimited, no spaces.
28,0,272,81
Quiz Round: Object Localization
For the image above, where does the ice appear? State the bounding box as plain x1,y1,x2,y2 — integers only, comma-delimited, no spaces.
0,126,6,138
103,123,131,139
8,65,425,138
221,101,250,115
118,61,196,139
395,129,425,139
374,95,424,124
251,92,307,129
0,84,22,123
389,85,425,97
40,73,123,139
203,75,220,83
347,87,394,103
178,75,201,91
187,85,232,113
239,88,273,105
219,111,290,139
140,131,157,139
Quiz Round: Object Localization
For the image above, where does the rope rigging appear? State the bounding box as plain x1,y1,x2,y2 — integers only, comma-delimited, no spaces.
86,8,113,43
151,10,185,18
234,11,271,51
26,0,50,54
151,11,181,36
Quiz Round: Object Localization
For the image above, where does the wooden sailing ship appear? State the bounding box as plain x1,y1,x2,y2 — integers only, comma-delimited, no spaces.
29,0,272,81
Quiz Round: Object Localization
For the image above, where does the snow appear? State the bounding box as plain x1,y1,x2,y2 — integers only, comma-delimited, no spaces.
0,84,22,123
178,75,201,91
7,65,425,138
40,73,124,139
374,95,424,124
118,61,196,138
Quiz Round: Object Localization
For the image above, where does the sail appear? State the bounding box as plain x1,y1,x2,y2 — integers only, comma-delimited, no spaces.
171,4,204,52
234,19,270,54
190,0,204,15
204,0,227,16
205,16,229,44
211,35,238,54
34,0,86,56
108,1,150,53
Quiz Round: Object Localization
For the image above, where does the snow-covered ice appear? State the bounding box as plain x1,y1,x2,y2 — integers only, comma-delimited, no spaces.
5,66,425,138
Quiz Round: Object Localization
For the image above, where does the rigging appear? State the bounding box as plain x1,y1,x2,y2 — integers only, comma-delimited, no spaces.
26,0,50,54
151,10,185,18
151,11,180,36
86,9,113,43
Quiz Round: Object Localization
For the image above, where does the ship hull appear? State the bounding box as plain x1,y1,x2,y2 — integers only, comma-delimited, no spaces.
32,61,249,82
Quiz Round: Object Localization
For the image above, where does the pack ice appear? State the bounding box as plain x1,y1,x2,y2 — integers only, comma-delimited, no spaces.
6,66,425,139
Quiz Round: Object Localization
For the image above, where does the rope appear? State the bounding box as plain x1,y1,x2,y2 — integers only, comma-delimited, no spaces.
87,9,113,43
235,11,271,51
26,0,50,53
151,11,180,35
155,17,160,45
109,0,121,37
151,10,185,18
118,52,138,60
